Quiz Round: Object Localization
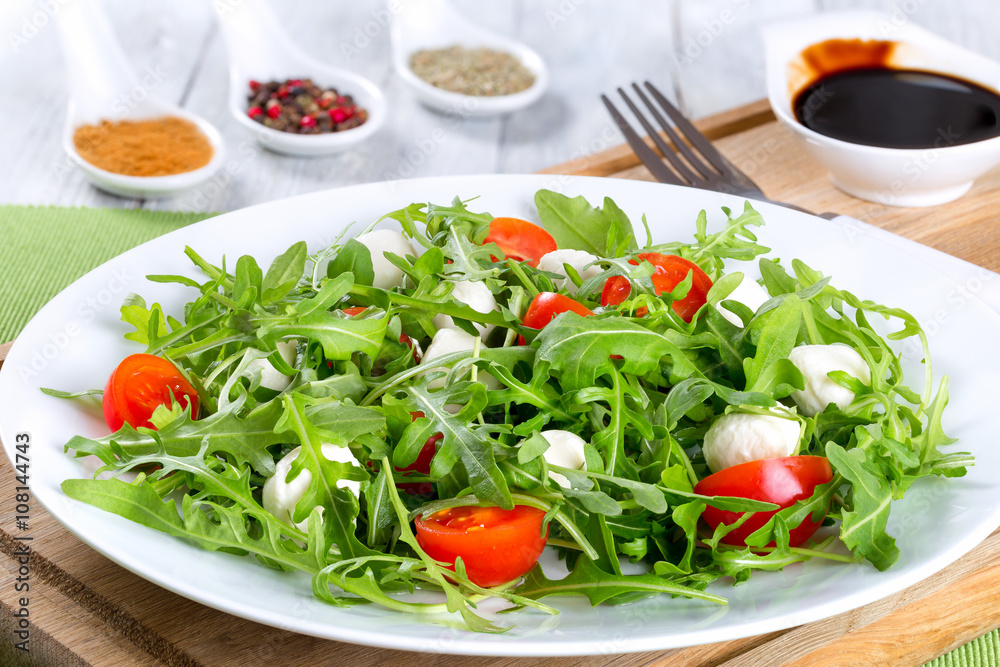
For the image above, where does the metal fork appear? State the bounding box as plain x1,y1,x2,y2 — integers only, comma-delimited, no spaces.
602,82,830,218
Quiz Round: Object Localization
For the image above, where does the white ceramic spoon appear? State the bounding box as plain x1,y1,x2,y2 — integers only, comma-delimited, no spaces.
55,0,225,199
391,0,548,116
213,0,386,157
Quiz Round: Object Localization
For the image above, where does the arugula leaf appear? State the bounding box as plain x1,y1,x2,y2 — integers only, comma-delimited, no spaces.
534,190,637,256
120,294,168,345
517,556,725,606
233,255,263,307
388,376,513,509
826,441,900,570
326,239,375,287
744,294,801,390
262,241,307,304
535,313,699,391
257,309,388,361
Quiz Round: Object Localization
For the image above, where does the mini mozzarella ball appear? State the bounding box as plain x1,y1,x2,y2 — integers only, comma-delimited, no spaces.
788,344,872,417
702,412,801,473
246,340,298,391
537,250,602,295
421,328,500,394
432,280,498,337
538,430,587,488
354,230,416,290
263,444,362,532
718,274,770,326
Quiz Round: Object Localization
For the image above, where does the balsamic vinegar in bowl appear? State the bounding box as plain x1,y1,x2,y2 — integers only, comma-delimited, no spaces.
764,11,1000,206
793,68,1000,150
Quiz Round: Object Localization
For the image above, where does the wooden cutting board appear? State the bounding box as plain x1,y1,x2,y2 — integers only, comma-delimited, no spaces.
3,100,1000,667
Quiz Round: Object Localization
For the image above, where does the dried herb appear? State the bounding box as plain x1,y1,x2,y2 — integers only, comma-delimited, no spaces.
409,46,535,97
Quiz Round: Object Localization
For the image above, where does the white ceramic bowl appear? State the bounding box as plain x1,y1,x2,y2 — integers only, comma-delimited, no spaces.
391,0,548,117
763,11,1000,207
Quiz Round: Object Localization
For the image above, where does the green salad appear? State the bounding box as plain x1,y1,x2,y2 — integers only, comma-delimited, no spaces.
49,189,972,633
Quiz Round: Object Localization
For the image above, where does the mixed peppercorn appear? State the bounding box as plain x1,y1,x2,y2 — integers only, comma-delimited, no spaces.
246,78,368,135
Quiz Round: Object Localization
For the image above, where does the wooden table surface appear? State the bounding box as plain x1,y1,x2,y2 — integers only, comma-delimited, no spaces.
2,98,1000,665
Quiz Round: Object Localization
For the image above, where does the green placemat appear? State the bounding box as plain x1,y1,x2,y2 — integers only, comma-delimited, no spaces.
0,204,997,665
0,206,214,343
926,633,1000,667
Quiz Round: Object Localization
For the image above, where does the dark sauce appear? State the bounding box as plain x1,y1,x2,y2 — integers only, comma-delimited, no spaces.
794,67,1000,149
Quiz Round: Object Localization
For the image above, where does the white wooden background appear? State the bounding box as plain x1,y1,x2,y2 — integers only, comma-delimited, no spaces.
0,0,996,213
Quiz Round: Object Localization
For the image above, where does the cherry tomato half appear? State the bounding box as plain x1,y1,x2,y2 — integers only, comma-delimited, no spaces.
102,354,199,432
415,505,548,587
693,455,834,547
600,254,712,323
522,292,594,330
483,217,557,268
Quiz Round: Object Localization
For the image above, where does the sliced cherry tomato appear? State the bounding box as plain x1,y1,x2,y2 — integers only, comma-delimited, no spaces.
638,253,712,322
522,292,594,330
601,275,632,307
341,306,366,316
102,354,199,432
600,254,712,322
415,505,548,587
483,217,557,268
693,455,834,547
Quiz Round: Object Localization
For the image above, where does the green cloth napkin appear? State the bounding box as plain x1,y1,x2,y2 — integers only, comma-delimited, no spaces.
0,205,996,665
0,206,214,343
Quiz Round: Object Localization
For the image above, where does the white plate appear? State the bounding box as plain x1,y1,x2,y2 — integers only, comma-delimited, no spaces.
2,175,998,656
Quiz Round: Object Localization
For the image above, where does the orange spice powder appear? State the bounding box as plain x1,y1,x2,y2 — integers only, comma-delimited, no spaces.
72,116,214,177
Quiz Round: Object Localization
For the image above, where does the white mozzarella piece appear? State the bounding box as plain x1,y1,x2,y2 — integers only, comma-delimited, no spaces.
262,444,363,533
718,274,770,326
420,328,500,397
432,280,498,337
537,250,602,295
538,430,587,488
788,344,872,417
246,340,298,391
355,230,416,290
702,411,802,473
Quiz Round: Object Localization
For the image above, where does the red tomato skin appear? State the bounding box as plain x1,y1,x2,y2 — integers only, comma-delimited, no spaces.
483,217,557,268
601,255,712,322
693,456,834,547
601,275,632,307
102,354,199,432
636,253,712,322
522,292,594,330
415,505,548,587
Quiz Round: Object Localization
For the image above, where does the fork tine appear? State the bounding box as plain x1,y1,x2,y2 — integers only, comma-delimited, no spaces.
642,81,732,175
615,88,701,185
601,94,683,187
630,83,715,180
